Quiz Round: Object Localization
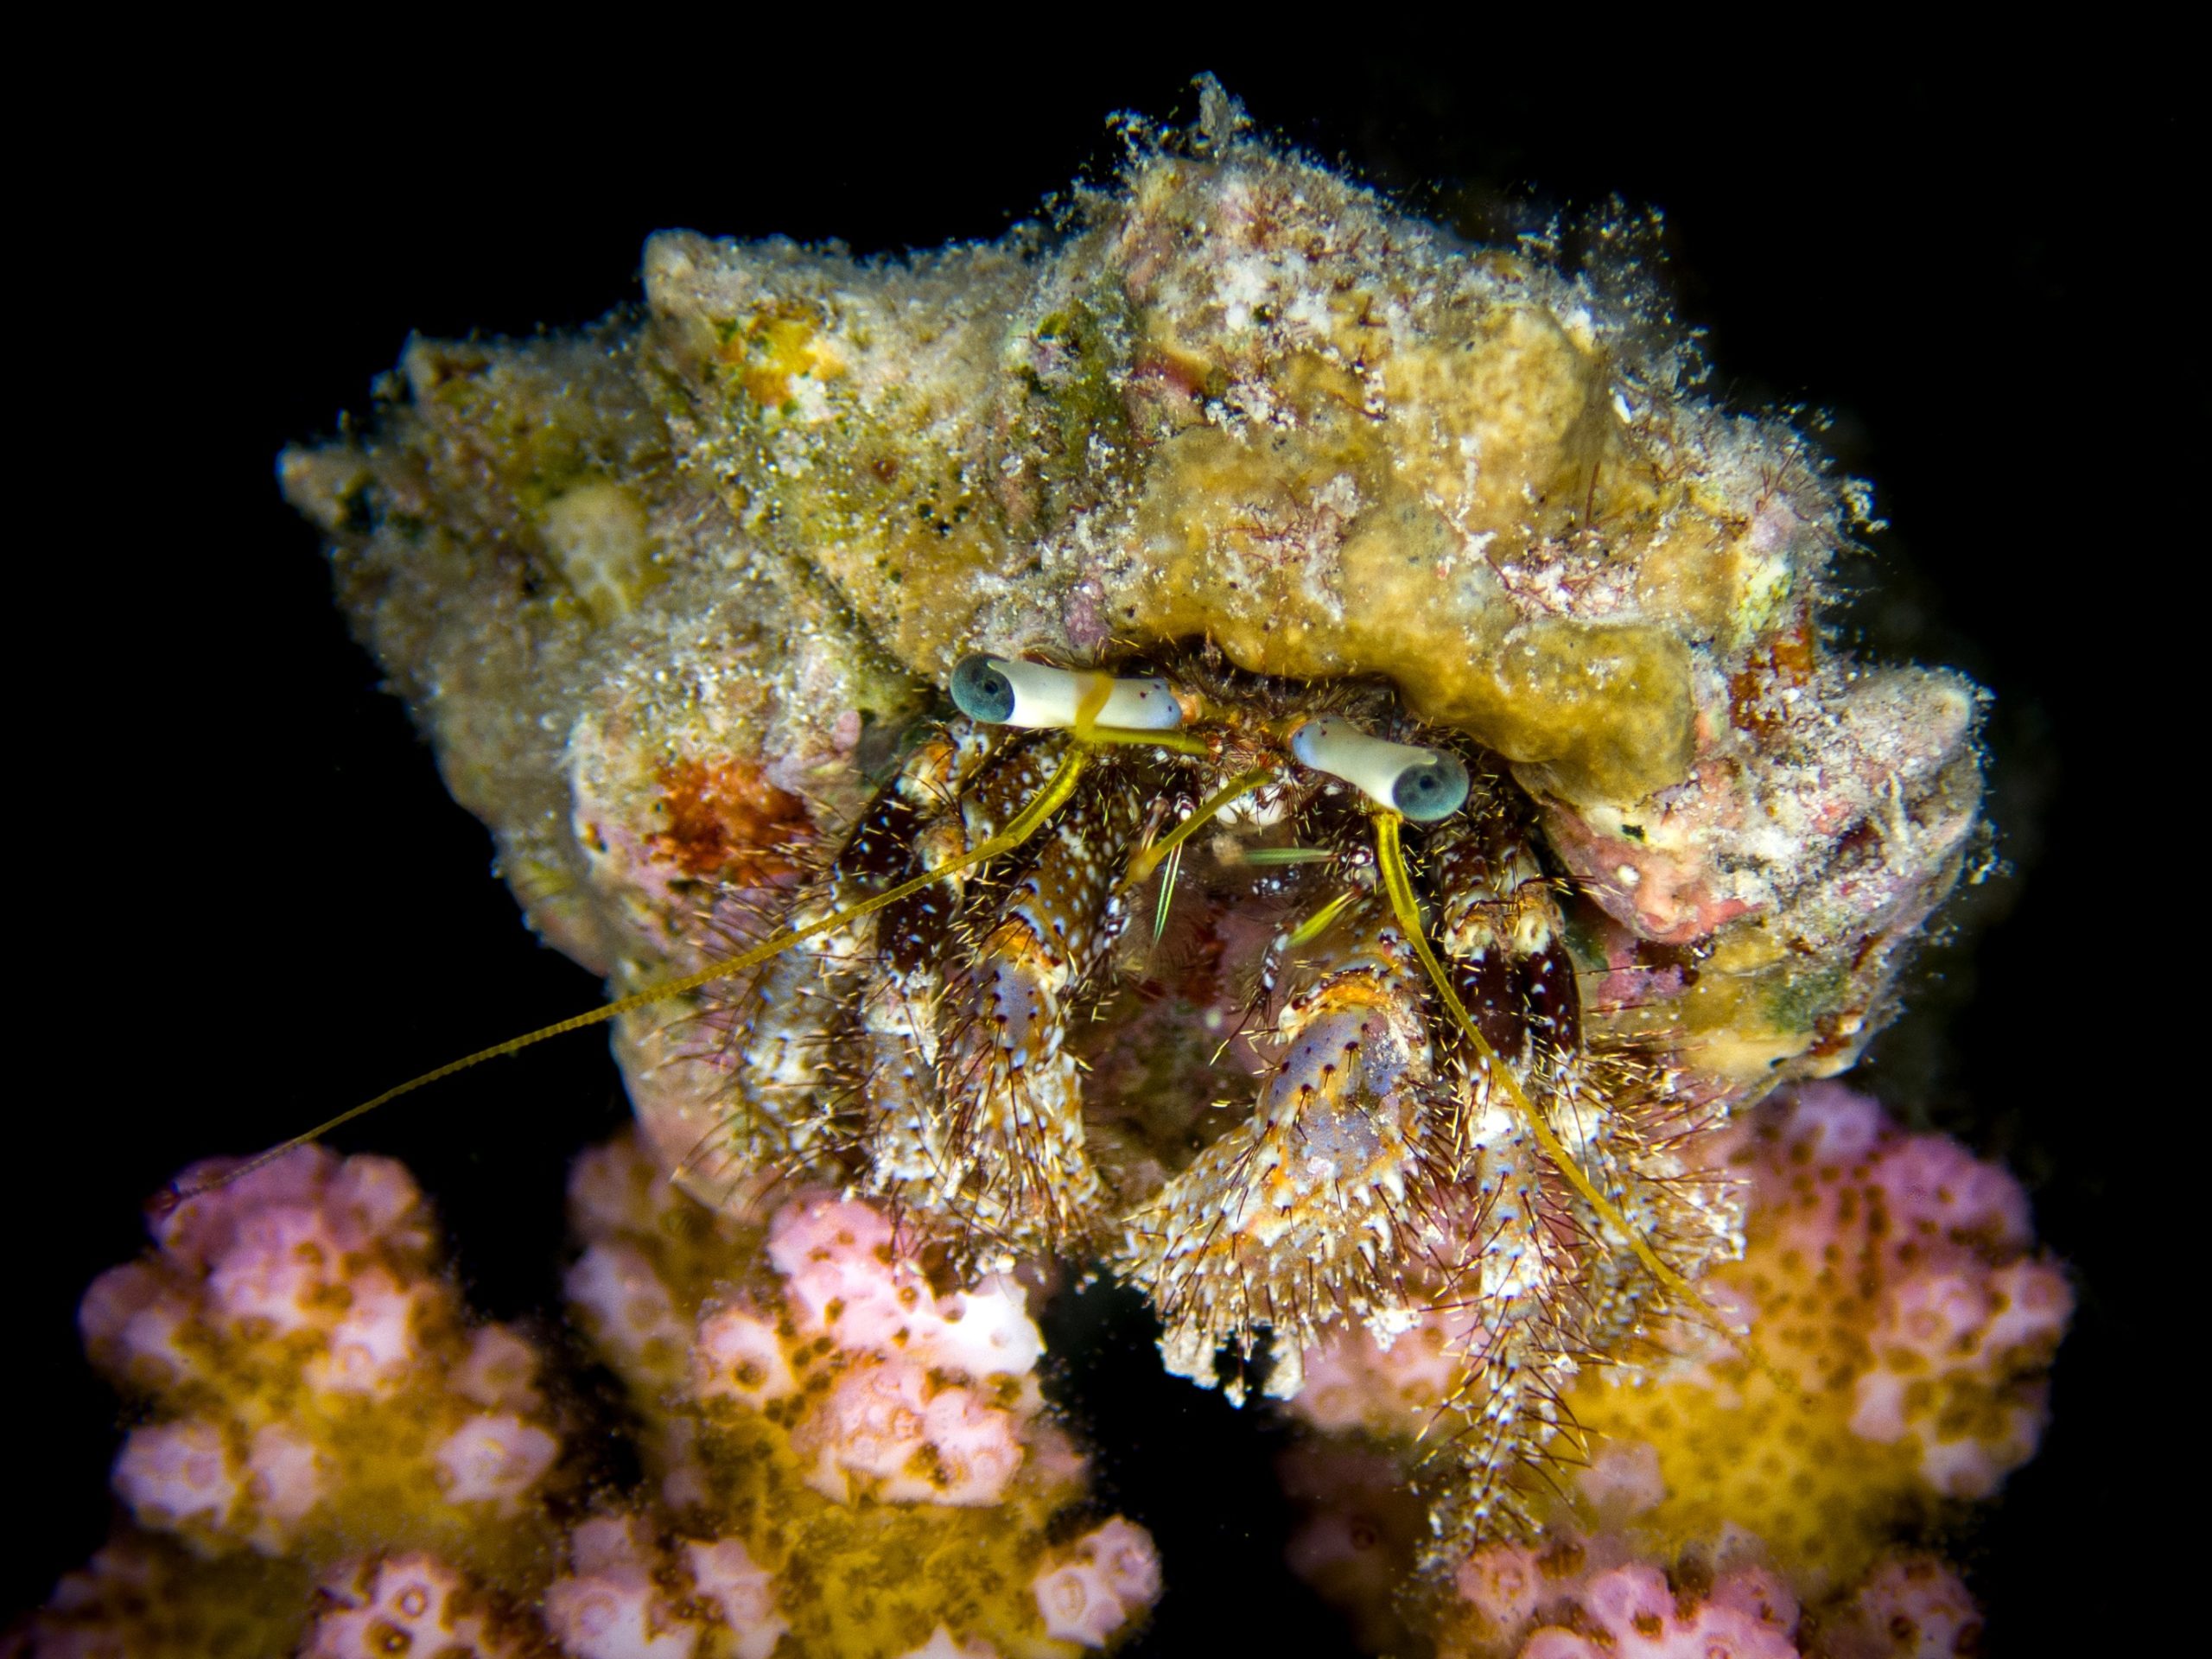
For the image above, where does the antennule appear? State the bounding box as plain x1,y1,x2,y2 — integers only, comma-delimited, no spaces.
1291,716,1469,821
950,654,1183,731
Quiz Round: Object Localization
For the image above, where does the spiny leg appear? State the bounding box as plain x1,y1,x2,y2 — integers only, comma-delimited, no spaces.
855,734,1065,1234
899,746,1144,1256
1376,812,1695,1300
1375,809,1789,1496
1413,1055,1601,1536
1422,804,1735,1307
1294,804,1754,1538
1427,804,1580,1068
666,727,1004,1204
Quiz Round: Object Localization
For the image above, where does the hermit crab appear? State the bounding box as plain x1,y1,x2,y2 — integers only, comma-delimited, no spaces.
239,102,1998,1547
202,644,1739,1528
353,654,1743,1539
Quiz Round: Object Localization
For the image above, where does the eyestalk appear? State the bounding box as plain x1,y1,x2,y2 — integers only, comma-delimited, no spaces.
950,655,1184,732
1291,715,1469,821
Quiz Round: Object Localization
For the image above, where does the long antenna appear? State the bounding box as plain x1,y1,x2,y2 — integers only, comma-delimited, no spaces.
163,747,1094,1208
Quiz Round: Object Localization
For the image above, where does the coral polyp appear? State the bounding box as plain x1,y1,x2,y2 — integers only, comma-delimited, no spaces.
17,81,2069,1658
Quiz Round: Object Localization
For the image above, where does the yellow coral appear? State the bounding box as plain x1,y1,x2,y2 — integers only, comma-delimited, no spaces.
564,1134,1148,1658
683,1412,1088,1659
1553,1088,2068,1592
21,1532,313,1659
85,1152,568,1586
1564,1357,1927,1590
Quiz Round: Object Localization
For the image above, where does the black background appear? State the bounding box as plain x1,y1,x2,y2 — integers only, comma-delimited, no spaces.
22,45,2183,1655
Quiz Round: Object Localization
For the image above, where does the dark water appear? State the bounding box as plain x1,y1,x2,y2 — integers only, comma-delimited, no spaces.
29,52,2176,1655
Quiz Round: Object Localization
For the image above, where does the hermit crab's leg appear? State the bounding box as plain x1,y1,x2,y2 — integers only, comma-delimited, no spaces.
1122,891,1458,1404
663,790,917,1199
1371,811,1769,1372
1425,808,1581,1067
918,749,1146,1253
1282,718,1766,1372
167,738,1093,1205
855,736,1078,1235
1287,715,1678,1296
676,728,1000,1197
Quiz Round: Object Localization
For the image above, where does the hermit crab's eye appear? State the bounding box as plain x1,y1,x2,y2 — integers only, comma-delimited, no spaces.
1391,754,1470,821
949,653,1184,731
1291,715,1470,822
950,654,1018,722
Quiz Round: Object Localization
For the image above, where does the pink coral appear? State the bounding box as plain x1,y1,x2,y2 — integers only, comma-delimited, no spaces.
79,1147,566,1570
766,1195,1043,1377
750,1208,1041,1509
1435,1535,1982,1659
1811,1557,1981,1658
690,1307,798,1408
1030,1518,1163,1647
112,1420,242,1534
1447,1542,1805,1658
576,1174,1054,1514
543,1515,786,1659
1283,1084,2068,1591
561,1131,749,1398
1277,1082,2057,1656
434,1412,562,1509
796,1358,1025,1506
304,1554,536,1658
554,1129,1160,1652
1720,1082,2071,1499
566,1236,693,1385
1515,1562,1800,1658
895,1630,1001,1659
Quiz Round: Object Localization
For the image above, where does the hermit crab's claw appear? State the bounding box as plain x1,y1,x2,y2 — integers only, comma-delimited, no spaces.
1292,715,1469,821
950,653,1183,732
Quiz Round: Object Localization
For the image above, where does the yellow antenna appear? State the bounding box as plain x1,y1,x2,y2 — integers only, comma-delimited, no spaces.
1371,810,1782,1381
166,746,1095,1207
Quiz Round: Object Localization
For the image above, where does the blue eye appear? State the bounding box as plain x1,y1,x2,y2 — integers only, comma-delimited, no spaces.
1392,753,1469,821
950,654,1018,723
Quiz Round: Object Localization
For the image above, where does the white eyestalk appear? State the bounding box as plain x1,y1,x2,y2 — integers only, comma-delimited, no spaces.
1291,715,1470,822
950,654,1184,731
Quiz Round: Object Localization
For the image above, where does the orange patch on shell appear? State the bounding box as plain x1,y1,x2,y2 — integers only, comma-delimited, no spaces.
651,759,812,884
1728,613,1817,738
